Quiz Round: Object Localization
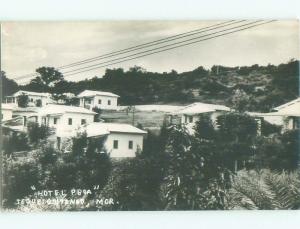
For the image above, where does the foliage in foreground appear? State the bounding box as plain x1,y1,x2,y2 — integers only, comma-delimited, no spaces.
227,169,300,210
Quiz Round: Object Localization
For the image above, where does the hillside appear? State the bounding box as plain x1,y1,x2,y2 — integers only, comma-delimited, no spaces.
2,59,299,112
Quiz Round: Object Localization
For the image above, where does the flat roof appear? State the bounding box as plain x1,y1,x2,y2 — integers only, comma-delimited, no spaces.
77,90,119,98
84,122,147,137
173,102,230,115
38,104,96,116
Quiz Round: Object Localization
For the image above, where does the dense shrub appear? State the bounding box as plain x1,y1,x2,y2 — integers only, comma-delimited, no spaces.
2,132,30,155
17,94,29,108
27,122,50,144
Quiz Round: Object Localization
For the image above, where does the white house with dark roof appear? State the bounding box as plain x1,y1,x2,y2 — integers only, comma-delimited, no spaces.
169,102,231,134
4,90,52,107
77,90,119,110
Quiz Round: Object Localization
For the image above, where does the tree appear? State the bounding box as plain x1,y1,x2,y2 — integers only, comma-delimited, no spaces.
27,122,50,144
1,71,19,97
26,67,64,93
92,107,102,122
193,114,216,140
35,99,42,107
216,113,258,171
162,125,231,210
2,132,30,155
227,170,300,210
17,93,29,108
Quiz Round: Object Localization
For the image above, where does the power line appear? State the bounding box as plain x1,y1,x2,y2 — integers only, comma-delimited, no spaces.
58,20,243,69
12,20,243,81
63,20,274,78
15,20,276,82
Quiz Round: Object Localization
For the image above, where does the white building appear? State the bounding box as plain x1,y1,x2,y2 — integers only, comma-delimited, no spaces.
273,98,300,130
1,103,14,121
4,90,52,107
82,123,147,158
77,90,119,110
36,104,96,138
248,97,300,132
169,102,231,134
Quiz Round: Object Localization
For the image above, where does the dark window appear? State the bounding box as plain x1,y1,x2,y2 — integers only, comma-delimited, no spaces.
98,99,102,104
184,115,188,123
189,116,193,123
68,118,72,125
113,140,118,149
54,118,58,125
108,100,111,105
30,98,33,102
81,119,86,125
128,140,133,149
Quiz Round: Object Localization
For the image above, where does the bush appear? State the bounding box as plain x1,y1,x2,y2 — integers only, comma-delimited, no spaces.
17,94,29,108
2,132,30,155
35,99,42,107
3,158,41,208
27,122,50,144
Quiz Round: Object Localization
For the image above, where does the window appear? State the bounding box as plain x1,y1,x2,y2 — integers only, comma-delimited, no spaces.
68,118,72,125
189,116,193,123
81,119,86,125
113,140,118,149
54,118,58,125
184,115,188,123
98,99,102,104
108,100,111,105
128,140,133,149
30,98,34,102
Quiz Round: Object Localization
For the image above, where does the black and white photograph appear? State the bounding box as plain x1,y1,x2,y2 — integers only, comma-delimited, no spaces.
0,19,299,212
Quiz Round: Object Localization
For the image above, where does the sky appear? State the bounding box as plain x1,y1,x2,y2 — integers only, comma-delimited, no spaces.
1,20,299,84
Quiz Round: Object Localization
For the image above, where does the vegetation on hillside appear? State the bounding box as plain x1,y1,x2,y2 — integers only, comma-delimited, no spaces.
2,59,299,112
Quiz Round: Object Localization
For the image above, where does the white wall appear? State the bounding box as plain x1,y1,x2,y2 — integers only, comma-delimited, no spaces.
104,133,144,158
38,112,94,137
80,95,118,110
1,109,13,121
27,95,50,107
180,111,227,135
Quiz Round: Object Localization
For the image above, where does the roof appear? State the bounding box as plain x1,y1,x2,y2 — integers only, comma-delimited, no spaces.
247,112,286,117
173,102,230,115
83,122,147,137
13,106,39,113
273,98,300,117
12,90,51,97
77,90,119,98
274,98,300,111
38,104,96,116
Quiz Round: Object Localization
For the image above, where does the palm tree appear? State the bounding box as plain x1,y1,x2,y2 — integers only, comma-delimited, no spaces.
227,169,300,210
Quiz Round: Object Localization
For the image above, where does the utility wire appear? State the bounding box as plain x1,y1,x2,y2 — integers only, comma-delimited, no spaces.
12,20,243,81
58,20,243,69
63,20,274,78
15,20,277,82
